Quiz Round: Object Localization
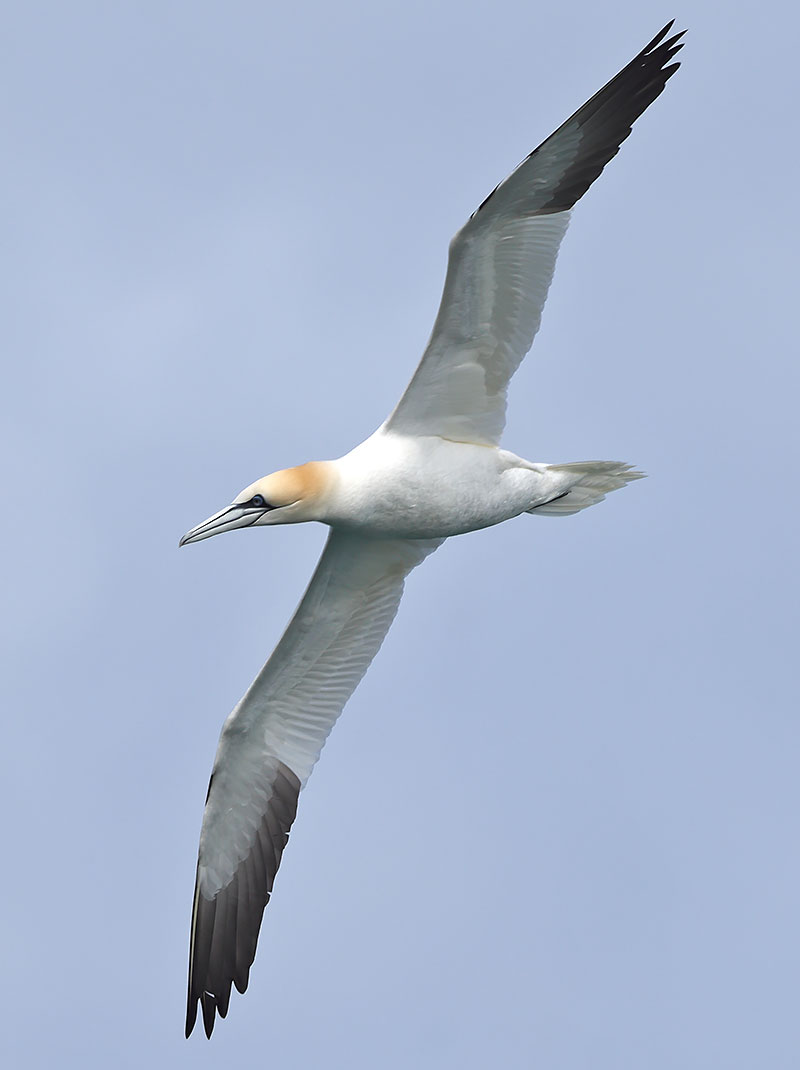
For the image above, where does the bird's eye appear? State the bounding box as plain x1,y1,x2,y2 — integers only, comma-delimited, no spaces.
250,494,266,507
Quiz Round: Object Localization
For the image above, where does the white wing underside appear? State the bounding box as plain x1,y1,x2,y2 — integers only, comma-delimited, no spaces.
186,530,440,1035
387,207,571,445
387,22,683,446
198,531,440,895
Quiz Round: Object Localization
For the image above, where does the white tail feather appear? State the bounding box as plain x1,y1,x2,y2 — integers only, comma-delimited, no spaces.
528,462,645,517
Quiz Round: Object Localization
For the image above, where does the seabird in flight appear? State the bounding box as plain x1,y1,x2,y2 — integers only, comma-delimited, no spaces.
180,21,684,1037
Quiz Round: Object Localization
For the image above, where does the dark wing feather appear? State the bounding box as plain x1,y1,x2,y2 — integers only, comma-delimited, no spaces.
475,20,685,217
186,761,300,1038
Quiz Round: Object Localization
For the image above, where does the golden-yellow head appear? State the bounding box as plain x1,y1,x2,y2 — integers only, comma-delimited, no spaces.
179,462,333,546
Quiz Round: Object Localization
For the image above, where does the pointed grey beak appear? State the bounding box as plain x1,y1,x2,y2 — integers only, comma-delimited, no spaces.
179,504,264,547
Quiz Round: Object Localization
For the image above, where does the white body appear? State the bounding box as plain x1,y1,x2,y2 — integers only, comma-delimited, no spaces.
326,430,554,538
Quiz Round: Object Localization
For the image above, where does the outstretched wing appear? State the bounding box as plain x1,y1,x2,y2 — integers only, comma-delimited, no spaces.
386,21,684,446
186,531,441,1038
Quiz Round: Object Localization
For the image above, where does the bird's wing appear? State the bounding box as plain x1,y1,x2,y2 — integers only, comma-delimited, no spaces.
386,21,684,446
186,530,441,1038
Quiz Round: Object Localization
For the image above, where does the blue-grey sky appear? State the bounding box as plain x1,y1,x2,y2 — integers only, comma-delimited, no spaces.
3,2,798,1066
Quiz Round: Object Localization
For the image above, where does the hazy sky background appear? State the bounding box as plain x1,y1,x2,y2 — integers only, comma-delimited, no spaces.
3,2,798,1066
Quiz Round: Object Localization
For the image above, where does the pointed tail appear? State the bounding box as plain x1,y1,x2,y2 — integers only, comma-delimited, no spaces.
528,462,645,516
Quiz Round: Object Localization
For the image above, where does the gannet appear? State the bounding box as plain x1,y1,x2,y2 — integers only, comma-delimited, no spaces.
180,22,684,1037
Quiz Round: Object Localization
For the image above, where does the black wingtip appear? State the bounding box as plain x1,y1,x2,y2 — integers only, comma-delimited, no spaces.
185,1005,197,1039
201,991,217,1038
471,21,687,219
637,22,686,71
647,20,687,57
650,19,675,45
185,760,302,1039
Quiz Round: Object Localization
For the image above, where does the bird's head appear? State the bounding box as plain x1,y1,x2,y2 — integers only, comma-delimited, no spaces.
179,462,333,546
